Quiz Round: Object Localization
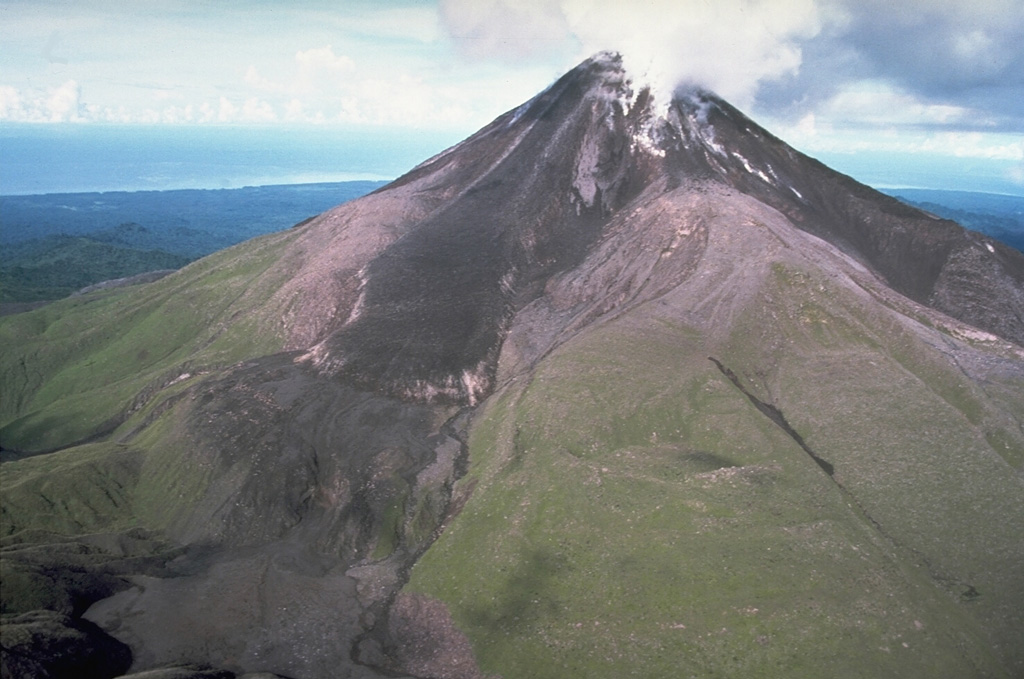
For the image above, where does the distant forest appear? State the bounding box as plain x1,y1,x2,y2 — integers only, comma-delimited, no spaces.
1,183,1019,308
882,188,1024,253
0,181,386,305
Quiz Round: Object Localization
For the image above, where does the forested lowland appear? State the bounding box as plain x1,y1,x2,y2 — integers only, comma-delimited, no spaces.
882,188,1024,252
0,181,386,304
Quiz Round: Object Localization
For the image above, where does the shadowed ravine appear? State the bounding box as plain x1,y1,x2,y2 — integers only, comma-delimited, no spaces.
708,357,835,477
707,356,985,606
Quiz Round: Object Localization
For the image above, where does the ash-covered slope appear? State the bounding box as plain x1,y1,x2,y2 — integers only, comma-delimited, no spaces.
2,53,1023,679
296,55,661,404
290,53,1023,408
660,88,1024,344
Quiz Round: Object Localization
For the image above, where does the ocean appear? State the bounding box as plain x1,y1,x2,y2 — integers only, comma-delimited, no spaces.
1,124,1020,197
811,150,1024,197
0,124,465,195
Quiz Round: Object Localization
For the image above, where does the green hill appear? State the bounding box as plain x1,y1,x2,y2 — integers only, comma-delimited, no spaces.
0,235,191,303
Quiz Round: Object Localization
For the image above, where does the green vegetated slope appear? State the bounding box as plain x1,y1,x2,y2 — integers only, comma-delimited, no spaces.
882,189,1024,253
0,230,314,551
0,235,192,303
0,227,299,454
0,180,388,303
406,242,1024,677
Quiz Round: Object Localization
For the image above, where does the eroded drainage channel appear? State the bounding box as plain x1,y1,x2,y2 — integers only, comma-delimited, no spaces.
707,356,981,602
708,357,834,476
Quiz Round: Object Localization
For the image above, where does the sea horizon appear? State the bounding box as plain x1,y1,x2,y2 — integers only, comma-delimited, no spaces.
0,124,464,196
2,123,1022,198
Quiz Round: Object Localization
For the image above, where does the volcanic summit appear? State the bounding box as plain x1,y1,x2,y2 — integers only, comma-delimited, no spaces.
2,52,1023,679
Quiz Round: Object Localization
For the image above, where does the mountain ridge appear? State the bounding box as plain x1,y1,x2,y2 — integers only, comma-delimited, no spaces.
288,53,1022,407
2,53,1023,679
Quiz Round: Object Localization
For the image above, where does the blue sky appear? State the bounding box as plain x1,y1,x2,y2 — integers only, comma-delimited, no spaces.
1,0,1022,193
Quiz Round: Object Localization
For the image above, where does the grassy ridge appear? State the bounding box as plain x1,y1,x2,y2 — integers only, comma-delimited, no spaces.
0,180,388,303
0,369,219,542
0,228,298,453
0,225,302,541
0,235,192,303
406,265,1022,677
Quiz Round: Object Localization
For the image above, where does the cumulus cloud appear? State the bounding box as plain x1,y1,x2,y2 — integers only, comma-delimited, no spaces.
246,45,356,96
815,81,978,128
46,80,82,121
757,0,1024,131
241,97,277,123
218,97,238,123
1008,162,1024,187
440,0,822,108
0,80,84,122
294,46,356,93
439,0,1023,136
0,85,24,119
775,109,1024,162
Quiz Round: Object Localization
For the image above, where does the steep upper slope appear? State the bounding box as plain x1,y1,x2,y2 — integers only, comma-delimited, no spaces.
2,53,1023,679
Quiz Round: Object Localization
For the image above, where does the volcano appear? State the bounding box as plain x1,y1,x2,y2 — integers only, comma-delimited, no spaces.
2,53,1023,679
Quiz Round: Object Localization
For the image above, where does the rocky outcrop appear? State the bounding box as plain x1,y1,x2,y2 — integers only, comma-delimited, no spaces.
0,610,131,679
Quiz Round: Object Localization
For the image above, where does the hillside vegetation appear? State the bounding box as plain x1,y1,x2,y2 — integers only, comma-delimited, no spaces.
0,181,385,304
2,54,1022,679
405,187,1024,679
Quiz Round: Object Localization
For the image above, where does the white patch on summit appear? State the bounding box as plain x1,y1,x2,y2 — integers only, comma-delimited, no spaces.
733,152,772,183
344,267,370,326
632,127,665,158
505,100,531,128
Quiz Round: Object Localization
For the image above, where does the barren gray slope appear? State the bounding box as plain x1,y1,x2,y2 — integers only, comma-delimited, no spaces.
283,55,1023,412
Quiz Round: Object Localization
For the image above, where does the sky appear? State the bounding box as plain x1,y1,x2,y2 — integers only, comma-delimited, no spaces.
1,0,1023,193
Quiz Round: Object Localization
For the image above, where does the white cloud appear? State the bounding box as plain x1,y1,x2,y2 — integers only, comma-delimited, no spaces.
199,102,216,123
0,86,24,119
1008,163,1024,187
0,80,84,122
773,114,1024,162
295,46,355,92
218,97,238,123
440,0,823,109
47,80,81,122
820,82,976,127
241,97,277,123
575,0,822,108
924,133,1023,161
